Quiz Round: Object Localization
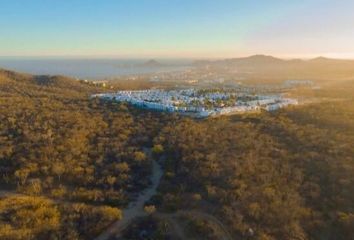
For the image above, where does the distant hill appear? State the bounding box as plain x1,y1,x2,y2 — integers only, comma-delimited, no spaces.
141,59,164,67
0,68,99,98
195,55,354,66
193,55,354,80
226,54,284,64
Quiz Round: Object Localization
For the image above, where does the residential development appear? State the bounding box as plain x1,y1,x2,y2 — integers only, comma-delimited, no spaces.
93,88,298,118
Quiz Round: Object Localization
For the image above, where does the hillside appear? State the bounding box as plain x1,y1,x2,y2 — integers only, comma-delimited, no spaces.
0,69,167,239
153,86,354,240
194,55,354,80
0,68,99,98
0,69,353,240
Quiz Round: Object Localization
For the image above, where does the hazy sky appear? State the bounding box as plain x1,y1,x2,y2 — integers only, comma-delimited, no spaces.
1,0,354,59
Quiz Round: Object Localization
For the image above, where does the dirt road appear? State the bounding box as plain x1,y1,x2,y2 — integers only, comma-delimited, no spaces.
94,151,163,240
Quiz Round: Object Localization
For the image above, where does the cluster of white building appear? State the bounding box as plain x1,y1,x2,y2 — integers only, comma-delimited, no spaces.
284,80,314,87
92,89,298,118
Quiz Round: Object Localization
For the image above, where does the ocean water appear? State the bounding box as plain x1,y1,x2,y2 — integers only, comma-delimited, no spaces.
0,58,191,80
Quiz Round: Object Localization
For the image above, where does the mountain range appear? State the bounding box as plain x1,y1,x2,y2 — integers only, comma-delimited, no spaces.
194,55,354,79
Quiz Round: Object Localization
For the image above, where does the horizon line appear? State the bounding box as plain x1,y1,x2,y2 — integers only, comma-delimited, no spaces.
1,54,354,61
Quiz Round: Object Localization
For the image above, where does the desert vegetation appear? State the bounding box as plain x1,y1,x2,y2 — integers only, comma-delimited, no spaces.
0,69,353,239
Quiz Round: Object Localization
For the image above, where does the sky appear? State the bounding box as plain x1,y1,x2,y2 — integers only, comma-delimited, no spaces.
1,0,354,59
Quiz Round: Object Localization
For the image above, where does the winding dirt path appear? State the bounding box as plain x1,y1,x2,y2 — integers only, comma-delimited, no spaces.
1,152,234,240
94,150,163,240
94,149,234,240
